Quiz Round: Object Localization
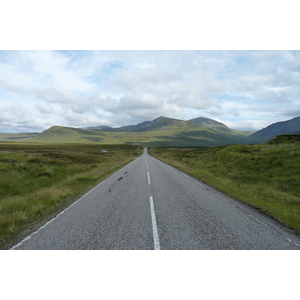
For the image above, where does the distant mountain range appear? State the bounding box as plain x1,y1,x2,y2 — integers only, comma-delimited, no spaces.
84,116,253,135
249,116,300,142
0,116,299,147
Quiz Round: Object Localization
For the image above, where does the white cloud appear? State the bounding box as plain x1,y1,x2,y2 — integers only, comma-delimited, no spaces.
0,50,300,132
35,102,55,114
0,63,32,93
0,101,55,132
224,119,271,131
119,92,163,110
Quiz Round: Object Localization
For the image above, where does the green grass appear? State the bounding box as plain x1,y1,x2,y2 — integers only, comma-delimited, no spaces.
149,135,300,233
0,132,38,142
0,142,143,249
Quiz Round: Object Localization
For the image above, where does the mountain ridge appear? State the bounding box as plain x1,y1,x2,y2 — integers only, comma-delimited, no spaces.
14,116,253,147
1,116,300,147
85,116,196,132
85,116,245,133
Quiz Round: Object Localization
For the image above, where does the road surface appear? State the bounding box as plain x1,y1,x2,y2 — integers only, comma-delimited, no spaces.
11,148,300,250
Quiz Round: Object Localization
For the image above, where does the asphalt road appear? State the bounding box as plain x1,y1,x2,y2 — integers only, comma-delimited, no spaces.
12,148,300,250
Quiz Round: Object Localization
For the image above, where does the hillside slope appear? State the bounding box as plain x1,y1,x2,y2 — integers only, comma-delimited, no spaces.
249,117,300,142
33,126,108,143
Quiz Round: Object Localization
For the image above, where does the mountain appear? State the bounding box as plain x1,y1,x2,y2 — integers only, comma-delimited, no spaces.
188,117,255,136
188,117,234,134
249,117,300,143
2,116,299,147
27,116,251,147
86,116,254,136
134,116,196,131
86,116,196,132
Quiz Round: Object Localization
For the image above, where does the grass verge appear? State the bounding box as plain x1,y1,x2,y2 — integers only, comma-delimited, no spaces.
149,135,300,234
0,143,143,249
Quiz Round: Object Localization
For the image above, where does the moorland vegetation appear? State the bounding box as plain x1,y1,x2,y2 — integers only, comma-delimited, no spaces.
0,143,142,249
149,135,300,233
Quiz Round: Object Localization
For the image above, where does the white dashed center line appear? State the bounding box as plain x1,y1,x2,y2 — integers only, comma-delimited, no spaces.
147,171,151,184
149,196,160,250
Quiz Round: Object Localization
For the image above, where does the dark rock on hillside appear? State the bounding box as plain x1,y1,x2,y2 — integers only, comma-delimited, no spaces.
268,134,300,144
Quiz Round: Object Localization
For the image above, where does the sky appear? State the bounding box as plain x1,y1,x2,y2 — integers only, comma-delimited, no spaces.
0,50,299,133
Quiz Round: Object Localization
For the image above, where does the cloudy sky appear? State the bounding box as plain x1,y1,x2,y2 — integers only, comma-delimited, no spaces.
1,1,300,134
0,50,299,133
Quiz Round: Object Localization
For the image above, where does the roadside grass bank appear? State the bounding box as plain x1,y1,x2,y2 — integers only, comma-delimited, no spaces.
149,135,300,234
0,143,143,249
